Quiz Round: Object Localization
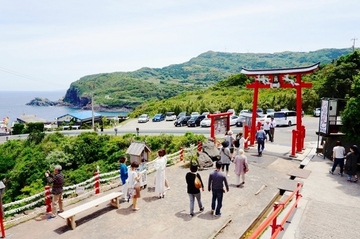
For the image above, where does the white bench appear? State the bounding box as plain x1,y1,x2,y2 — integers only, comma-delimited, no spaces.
58,192,123,229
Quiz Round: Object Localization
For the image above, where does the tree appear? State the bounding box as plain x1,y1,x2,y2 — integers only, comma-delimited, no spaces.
341,73,360,143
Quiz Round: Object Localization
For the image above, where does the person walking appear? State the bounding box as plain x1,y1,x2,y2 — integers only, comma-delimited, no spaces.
329,141,346,176
45,165,64,218
208,161,229,217
119,156,129,201
256,126,267,156
233,132,249,156
233,149,249,187
225,130,235,155
185,164,204,217
345,145,359,182
269,117,276,142
128,161,141,210
220,141,232,177
154,149,167,198
263,120,272,142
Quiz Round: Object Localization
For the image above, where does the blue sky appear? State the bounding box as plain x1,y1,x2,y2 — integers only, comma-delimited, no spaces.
1,0,359,91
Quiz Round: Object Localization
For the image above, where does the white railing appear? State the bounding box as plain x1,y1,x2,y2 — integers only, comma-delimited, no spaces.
3,145,198,226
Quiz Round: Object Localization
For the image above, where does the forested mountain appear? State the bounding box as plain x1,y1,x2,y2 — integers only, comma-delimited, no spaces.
62,48,354,111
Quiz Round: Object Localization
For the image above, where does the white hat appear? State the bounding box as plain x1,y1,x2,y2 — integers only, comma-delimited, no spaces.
54,165,62,171
228,130,233,135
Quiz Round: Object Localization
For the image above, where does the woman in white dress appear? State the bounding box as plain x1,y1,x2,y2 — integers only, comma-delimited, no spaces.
154,149,167,198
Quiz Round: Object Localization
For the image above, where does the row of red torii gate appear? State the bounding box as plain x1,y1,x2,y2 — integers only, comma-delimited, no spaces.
207,63,320,156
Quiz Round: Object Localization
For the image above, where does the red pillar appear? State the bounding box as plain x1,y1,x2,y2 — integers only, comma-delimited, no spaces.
296,74,303,152
45,185,52,213
94,172,100,194
291,130,297,157
0,197,5,238
244,125,250,148
301,125,306,150
250,83,259,146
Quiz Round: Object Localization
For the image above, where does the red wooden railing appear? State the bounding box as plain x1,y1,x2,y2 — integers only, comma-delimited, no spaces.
249,183,303,239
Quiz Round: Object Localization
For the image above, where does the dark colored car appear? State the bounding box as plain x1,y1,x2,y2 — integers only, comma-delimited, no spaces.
177,111,187,119
152,113,165,122
187,115,205,127
174,116,190,127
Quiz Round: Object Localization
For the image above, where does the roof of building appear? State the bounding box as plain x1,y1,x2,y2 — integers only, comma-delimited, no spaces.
57,111,101,120
17,114,48,123
241,62,320,75
126,142,151,156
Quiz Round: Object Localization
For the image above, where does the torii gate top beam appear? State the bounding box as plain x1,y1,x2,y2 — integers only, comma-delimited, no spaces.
241,62,320,76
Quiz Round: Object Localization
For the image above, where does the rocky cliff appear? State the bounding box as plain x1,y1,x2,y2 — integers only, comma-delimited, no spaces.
26,97,60,106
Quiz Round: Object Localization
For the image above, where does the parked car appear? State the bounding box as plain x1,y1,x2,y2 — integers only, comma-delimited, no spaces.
313,108,320,117
257,113,274,125
191,112,200,116
138,114,149,123
230,115,239,126
201,112,210,116
152,113,165,122
227,109,236,115
200,117,211,127
165,112,176,121
174,116,190,127
239,110,249,116
177,112,187,119
236,116,246,127
187,115,205,127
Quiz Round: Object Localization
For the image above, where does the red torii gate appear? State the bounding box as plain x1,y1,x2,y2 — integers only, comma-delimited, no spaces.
241,63,319,154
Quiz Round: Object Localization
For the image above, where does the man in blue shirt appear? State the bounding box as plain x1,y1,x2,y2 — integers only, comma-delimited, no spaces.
208,161,229,216
256,126,267,156
119,156,129,201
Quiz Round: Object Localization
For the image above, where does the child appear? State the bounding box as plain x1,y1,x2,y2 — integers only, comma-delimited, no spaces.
128,161,141,210
119,156,129,201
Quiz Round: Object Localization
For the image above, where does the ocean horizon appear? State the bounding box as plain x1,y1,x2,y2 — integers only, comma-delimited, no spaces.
0,91,128,124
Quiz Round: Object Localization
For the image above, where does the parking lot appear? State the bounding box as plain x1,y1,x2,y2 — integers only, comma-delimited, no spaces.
124,115,320,147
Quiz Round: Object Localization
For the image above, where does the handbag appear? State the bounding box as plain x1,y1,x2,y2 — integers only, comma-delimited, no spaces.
194,175,202,189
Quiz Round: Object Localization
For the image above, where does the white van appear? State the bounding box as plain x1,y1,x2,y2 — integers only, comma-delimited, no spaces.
273,111,296,126
165,112,177,121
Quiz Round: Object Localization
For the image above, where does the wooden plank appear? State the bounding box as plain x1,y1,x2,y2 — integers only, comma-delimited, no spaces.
287,168,311,179
58,192,122,219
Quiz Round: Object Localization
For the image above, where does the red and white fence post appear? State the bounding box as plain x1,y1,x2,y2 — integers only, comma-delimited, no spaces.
44,185,52,213
94,172,100,194
197,141,202,152
180,147,184,161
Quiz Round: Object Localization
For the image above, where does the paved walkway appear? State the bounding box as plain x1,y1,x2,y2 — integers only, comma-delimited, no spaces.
4,143,360,239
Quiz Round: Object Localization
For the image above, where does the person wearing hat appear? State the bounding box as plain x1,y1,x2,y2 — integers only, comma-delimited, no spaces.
345,145,359,182
45,165,65,218
220,141,232,176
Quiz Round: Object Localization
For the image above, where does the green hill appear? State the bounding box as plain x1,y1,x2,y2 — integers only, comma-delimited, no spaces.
62,48,354,111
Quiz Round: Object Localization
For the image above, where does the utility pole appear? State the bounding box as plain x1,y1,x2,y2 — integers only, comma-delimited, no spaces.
351,37,358,52
91,85,95,131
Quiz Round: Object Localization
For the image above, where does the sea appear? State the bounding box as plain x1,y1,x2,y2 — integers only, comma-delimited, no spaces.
0,91,128,125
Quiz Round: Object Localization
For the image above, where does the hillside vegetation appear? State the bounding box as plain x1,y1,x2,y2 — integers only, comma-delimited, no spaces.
62,48,354,110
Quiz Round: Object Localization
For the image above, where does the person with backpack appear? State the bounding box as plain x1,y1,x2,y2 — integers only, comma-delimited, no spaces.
255,126,267,156
233,132,249,156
